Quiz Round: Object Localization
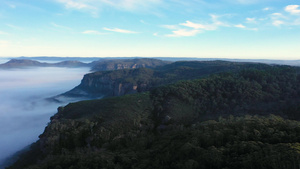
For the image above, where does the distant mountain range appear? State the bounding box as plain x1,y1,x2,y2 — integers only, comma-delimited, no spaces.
0,58,170,71
1,56,299,68
0,59,91,68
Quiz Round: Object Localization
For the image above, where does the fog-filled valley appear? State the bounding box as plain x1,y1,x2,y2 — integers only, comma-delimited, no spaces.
0,67,90,166
1,0,300,168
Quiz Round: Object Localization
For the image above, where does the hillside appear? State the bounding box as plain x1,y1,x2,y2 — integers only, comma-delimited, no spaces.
8,64,300,169
58,61,271,99
90,58,170,71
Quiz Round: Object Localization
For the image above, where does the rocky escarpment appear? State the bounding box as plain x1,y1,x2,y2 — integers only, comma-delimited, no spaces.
90,58,170,71
61,68,153,98
58,61,275,100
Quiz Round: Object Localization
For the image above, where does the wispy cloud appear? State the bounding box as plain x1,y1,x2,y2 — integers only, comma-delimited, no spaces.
235,24,246,28
8,4,16,9
0,31,9,35
285,5,300,15
263,7,270,11
101,0,161,10
56,0,93,10
6,24,23,30
234,24,258,31
271,13,283,17
103,27,138,34
180,21,217,30
166,29,200,37
161,25,178,29
51,22,72,30
163,14,229,37
272,20,284,26
227,0,261,5
55,0,162,16
269,12,289,27
82,30,106,35
246,18,257,24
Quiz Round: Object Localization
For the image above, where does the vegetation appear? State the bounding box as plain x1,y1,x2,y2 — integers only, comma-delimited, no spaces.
9,116,300,169
90,58,170,71
8,62,300,169
65,61,275,98
151,66,300,124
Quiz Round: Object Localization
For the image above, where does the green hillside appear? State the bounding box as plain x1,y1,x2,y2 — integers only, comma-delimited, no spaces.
8,63,300,169
62,61,272,98
90,58,170,71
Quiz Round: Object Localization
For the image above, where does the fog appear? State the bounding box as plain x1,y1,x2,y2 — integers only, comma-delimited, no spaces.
0,67,90,165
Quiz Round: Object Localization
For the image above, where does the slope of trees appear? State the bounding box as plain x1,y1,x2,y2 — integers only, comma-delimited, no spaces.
9,116,300,169
8,63,300,169
90,58,170,71
62,61,274,98
151,66,300,124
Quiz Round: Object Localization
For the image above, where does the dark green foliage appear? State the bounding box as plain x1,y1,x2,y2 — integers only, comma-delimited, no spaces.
67,61,274,98
8,63,300,169
151,66,300,124
8,116,300,169
91,58,170,71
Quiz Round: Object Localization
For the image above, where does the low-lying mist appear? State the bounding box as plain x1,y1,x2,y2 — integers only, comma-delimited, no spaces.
0,67,90,165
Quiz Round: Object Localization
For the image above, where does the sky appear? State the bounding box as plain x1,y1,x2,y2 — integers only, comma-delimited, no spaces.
0,0,299,59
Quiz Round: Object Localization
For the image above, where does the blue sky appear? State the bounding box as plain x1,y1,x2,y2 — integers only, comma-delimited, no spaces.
0,0,299,59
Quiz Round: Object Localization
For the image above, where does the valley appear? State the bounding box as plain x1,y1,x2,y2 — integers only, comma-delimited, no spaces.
3,58,300,169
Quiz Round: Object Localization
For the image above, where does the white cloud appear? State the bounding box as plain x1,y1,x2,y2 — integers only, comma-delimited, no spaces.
234,24,258,31
82,30,106,35
161,25,178,29
166,29,200,37
210,14,230,27
263,7,270,11
273,20,284,26
56,0,92,10
285,5,300,15
246,18,256,24
234,24,246,28
163,14,230,37
180,21,217,30
272,13,283,16
103,27,138,34
270,13,286,20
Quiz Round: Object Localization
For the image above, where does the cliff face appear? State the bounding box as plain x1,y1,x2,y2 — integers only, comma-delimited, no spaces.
80,77,142,96
59,61,275,99
63,68,153,98
90,58,170,71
